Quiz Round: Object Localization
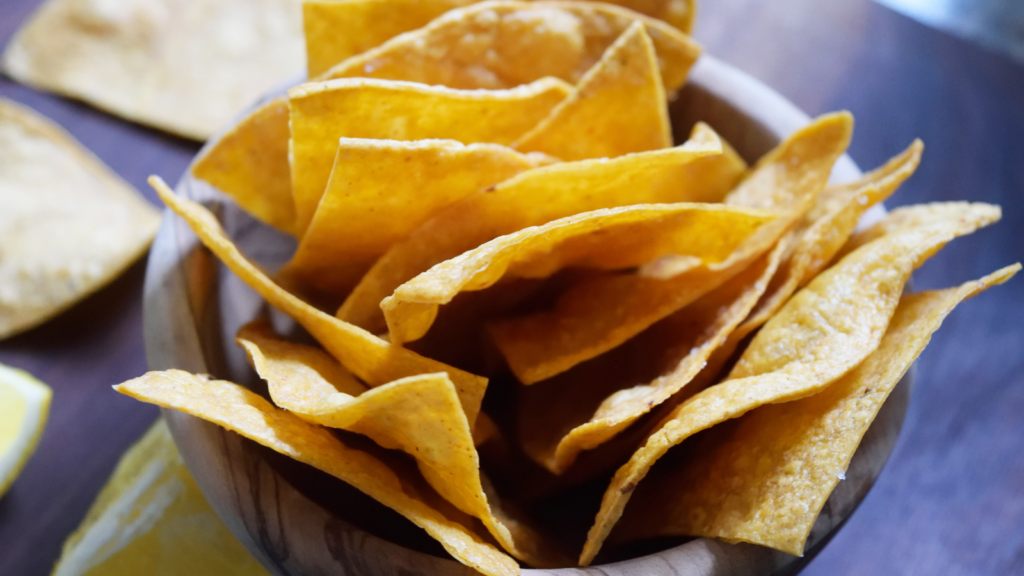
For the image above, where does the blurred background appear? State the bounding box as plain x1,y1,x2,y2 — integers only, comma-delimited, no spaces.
1,0,1022,574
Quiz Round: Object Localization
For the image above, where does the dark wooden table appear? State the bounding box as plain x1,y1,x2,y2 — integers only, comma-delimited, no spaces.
1,1,1021,574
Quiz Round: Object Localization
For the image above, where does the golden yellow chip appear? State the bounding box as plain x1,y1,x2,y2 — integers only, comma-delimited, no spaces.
837,201,991,259
336,123,725,334
603,0,695,33
236,320,549,563
289,77,571,234
489,113,853,384
654,130,749,204
512,22,671,160
0,99,160,340
304,0,478,77
189,99,296,235
619,264,1019,555
283,139,551,294
579,202,1002,565
113,371,520,576
2,0,303,140
521,234,793,474
323,1,700,92
736,139,923,338
306,0,695,78
149,177,488,427
383,203,779,345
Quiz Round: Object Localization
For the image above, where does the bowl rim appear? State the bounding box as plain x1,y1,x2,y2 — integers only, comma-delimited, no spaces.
143,53,910,576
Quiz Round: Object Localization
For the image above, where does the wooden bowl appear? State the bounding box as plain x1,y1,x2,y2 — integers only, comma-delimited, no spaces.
143,54,911,576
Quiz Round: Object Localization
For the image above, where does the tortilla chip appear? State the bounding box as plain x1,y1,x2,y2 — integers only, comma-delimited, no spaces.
0,99,160,340
384,203,779,345
189,99,296,235
512,22,671,161
336,123,724,334
603,0,695,33
195,0,698,236
306,0,694,79
149,176,488,427
113,371,519,576
235,321,544,563
619,264,1019,555
524,233,793,474
323,1,700,93
837,201,992,260
289,77,571,234
283,139,551,294
578,202,1002,564
652,130,748,205
2,0,303,140
304,0,478,77
489,113,852,384
735,139,923,339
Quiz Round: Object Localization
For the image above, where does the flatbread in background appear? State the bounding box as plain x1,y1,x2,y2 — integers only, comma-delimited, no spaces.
0,98,160,340
2,0,304,140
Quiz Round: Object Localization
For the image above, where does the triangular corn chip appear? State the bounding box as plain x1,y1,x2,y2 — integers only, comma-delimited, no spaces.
723,112,854,211
489,113,853,383
189,99,296,235
191,0,698,236
618,264,1019,555
283,139,552,294
837,200,989,259
513,22,671,160
114,371,519,576
605,0,695,33
2,0,303,140
384,203,779,344
306,0,695,78
149,177,488,427
289,77,571,234
235,321,545,563
0,99,160,340
323,1,700,93
579,202,1002,564
736,139,923,339
304,0,478,77
336,123,724,334
520,233,794,474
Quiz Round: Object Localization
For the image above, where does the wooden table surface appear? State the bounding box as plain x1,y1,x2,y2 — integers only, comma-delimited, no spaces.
1,0,1022,574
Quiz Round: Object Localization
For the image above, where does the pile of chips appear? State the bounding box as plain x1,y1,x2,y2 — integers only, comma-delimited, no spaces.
111,1,1019,575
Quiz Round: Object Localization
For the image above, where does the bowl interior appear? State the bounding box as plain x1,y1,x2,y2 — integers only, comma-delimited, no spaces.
143,55,908,576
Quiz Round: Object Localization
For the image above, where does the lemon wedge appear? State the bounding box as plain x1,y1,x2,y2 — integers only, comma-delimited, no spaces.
0,362,52,497
52,418,271,576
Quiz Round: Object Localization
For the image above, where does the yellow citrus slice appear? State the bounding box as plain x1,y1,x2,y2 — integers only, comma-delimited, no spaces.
52,419,271,576
0,362,51,497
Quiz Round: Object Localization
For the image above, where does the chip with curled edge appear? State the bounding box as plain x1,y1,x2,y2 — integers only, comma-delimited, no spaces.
289,77,572,235
148,177,489,429
236,320,562,567
617,264,1019,555
337,122,726,335
579,202,1003,565
382,202,779,345
305,0,696,78
519,232,794,474
283,138,553,295
512,22,671,161
490,112,853,384
114,370,521,576
322,1,700,93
